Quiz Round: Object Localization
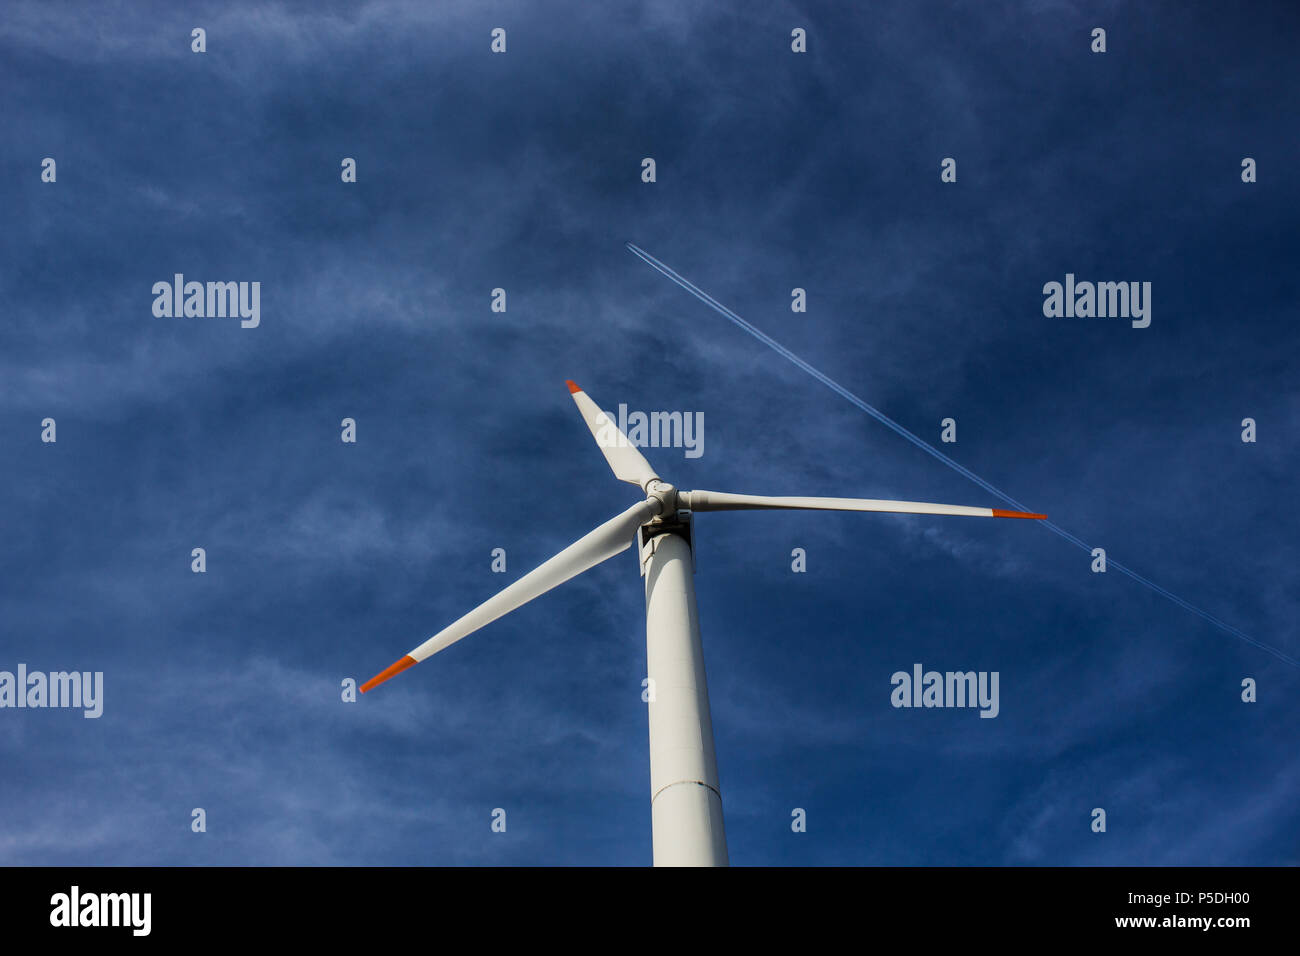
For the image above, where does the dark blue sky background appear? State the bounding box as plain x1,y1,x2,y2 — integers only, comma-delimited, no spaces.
2,0,1296,865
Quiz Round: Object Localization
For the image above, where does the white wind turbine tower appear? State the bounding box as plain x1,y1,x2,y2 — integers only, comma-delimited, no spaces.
361,381,1045,866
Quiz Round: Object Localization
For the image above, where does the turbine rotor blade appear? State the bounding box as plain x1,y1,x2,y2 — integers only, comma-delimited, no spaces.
683,490,1045,520
362,497,659,692
566,380,660,489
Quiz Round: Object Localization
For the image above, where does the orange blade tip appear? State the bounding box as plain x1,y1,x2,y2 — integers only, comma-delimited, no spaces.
360,655,417,693
565,380,582,394
992,509,1047,520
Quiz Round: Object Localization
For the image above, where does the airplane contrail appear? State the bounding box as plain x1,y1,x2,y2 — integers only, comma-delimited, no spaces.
626,241,1298,668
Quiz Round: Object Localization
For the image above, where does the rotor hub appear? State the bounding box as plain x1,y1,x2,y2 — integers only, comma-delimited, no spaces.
645,479,678,518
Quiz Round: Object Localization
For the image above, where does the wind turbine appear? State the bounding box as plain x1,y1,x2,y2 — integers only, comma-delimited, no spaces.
361,381,1045,866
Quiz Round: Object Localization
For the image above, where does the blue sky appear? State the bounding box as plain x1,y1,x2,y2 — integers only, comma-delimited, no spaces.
1,0,1296,865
